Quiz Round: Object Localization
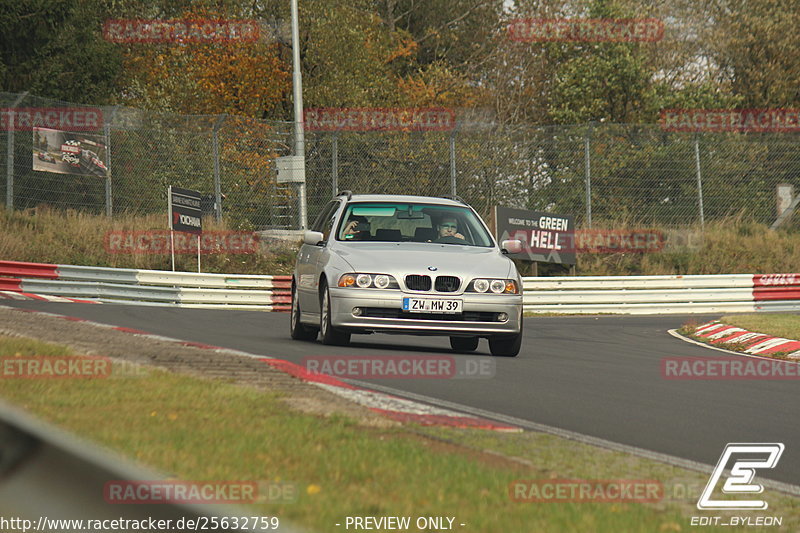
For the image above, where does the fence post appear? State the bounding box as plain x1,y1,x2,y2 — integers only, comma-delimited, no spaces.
212,114,227,223
332,131,338,196
584,124,592,228
103,106,118,217
694,135,705,229
5,92,28,211
450,128,457,197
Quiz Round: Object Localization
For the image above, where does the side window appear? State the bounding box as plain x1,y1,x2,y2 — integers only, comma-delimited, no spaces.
321,211,338,241
311,201,338,235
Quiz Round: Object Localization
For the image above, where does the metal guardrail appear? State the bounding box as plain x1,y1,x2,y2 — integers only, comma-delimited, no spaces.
523,274,800,314
0,261,291,310
2,260,800,315
0,400,302,532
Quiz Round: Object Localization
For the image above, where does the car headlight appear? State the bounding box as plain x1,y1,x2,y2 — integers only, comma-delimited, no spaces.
490,279,506,293
468,278,519,294
473,279,489,293
338,273,399,289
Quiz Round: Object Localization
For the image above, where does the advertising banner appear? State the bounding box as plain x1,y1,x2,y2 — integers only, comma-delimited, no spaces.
169,186,203,235
494,206,576,265
33,128,109,178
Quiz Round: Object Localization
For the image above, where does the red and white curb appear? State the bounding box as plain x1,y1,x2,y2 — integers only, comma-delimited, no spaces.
0,305,518,432
687,320,800,359
262,359,519,431
0,290,100,304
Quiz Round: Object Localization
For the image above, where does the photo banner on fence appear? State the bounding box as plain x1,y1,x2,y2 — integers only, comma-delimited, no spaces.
32,127,109,178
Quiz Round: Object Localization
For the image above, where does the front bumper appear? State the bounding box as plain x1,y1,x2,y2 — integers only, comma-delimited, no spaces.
328,287,522,336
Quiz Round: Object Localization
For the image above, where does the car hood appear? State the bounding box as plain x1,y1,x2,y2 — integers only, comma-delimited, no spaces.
333,242,515,278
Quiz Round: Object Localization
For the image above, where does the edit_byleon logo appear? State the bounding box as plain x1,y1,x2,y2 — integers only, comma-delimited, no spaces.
697,443,784,510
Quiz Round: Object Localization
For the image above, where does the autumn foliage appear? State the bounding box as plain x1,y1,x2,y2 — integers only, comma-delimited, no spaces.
120,7,290,117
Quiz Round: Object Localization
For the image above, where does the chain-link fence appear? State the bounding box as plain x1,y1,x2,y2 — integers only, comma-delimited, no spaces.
2,91,799,230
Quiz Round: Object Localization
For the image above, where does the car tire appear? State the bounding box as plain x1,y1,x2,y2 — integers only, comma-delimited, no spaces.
450,336,479,352
320,281,351,346
488,319,523,357
290,283,318,341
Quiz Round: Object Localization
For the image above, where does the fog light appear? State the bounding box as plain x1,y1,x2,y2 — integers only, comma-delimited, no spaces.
352,307,363,316
497,312,508,322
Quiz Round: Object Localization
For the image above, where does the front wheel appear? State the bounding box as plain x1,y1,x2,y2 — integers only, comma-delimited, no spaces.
290,283,318,341
320,281,351,346
450,336,479,352
488,319,523,357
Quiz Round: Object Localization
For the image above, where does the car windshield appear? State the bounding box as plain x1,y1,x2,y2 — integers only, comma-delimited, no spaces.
336,202,494,247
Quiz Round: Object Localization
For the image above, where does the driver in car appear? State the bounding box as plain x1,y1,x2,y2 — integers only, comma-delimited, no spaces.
435,217,466,242
342,215,371,240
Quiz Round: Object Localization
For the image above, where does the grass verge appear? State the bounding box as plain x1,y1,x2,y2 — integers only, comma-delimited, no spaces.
1,334,798,532
718,314,800,341
3,208,800,277
0,207,298,274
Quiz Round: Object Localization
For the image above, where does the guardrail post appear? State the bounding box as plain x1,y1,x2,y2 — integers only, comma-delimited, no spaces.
694,135,705,229
5,92,28,211
212,114,227,223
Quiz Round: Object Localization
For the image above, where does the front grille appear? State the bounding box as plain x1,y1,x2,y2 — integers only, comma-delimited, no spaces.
405,274,432,291
435,275,460,292
361,308,499,322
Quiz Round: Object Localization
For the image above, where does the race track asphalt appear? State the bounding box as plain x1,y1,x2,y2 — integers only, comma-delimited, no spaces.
2,301,797,487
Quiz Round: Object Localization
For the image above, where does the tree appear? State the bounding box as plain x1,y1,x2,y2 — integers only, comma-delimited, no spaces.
117,5,290,116
0,0,123,103
706,0,800,107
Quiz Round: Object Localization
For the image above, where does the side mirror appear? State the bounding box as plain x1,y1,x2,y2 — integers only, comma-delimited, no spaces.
303,230,325,246
501,239,523,254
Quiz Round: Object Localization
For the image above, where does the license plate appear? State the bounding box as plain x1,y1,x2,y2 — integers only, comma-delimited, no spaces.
402,297,462,314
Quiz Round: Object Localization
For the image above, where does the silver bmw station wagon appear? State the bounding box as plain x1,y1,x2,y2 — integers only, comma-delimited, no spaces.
290,193,524,357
